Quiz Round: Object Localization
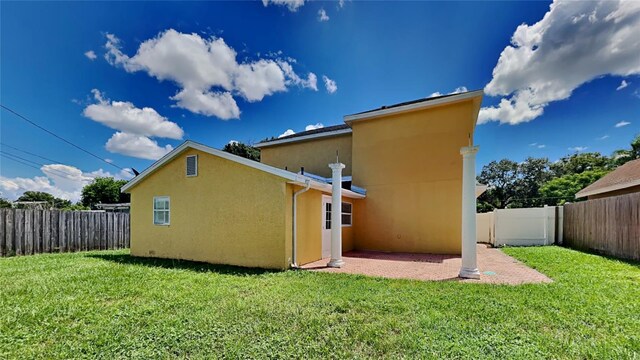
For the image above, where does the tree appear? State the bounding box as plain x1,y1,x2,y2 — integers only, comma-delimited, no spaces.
0,198,12,208
611,134,640,166
514,157,552,208
477,159,520,210
16,191,71,209
550,152,610,177
539,169,608,205
223,142,260,161
81,177,130,209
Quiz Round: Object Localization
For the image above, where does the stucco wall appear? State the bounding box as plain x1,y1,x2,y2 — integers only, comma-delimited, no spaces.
588,184,640,199
260,134,353,178
351,100,478,254
128,148,290,269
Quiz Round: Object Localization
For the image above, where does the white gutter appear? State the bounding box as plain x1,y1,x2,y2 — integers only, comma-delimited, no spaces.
291,180,311,268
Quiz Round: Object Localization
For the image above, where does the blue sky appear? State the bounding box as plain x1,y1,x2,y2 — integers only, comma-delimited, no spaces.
1,0,639,201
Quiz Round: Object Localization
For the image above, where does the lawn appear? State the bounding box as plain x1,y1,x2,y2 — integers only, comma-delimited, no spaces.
0,246,638,359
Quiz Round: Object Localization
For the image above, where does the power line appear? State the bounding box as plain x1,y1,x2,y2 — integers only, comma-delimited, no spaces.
0,104,134,175
0,151,82,180
0,142,64,165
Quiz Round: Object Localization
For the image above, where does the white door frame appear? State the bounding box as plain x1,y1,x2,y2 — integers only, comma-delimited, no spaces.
321,195,332,258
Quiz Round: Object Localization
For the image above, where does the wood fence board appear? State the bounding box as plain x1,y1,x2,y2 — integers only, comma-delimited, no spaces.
564,193,640,261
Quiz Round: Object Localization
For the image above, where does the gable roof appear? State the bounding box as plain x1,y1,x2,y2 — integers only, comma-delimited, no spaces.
254,124,351,148
344,90,484,124
121,140,365,198
575,159,640,198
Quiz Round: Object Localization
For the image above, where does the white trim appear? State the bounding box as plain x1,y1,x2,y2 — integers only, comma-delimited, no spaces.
344,90,484,124
341,201,353,227
153,196,170,226
253,128,352,148
121,140,365,199
186,154,198,177
575,178,640,198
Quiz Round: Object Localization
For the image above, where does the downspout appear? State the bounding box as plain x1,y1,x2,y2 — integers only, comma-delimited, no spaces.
292,180,311,268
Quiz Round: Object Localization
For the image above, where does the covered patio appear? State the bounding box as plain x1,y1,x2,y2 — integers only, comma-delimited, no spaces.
301,244,552,285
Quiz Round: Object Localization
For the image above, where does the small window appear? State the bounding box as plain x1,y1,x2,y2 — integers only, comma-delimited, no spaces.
186,155,198,177
153,196,170,225
342,202,352,226
325,203,332,229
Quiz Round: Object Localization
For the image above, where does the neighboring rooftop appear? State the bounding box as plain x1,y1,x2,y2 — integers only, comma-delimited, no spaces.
254,124,351,148
576,159,640,198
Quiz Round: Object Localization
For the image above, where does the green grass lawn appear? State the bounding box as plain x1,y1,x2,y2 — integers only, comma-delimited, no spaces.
0,246,638,359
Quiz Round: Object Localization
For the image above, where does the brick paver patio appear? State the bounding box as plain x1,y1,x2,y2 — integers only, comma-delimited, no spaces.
302,244,552,285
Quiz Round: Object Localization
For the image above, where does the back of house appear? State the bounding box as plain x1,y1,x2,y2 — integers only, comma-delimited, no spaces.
123,90,483,269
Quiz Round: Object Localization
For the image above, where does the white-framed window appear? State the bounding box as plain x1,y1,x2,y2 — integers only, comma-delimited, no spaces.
153,196,170,225
341,202,352,227
186,155,198,177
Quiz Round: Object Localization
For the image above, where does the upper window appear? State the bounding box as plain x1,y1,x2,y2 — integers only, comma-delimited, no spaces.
186,155,198,177
342,202,352,226
153,196,170,225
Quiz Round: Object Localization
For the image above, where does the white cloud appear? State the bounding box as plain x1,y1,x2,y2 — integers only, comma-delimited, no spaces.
105,29,318,119
0,164,132,202
318,8,330,22
568,146,588,152
105,132,173,160
529,142,546,148
479,0,640,125
84,50,97,60
323,75,337,94
262,0,305,12
83,89,184,139
616,80,630,90
228,140,239,145
597,135,609,140
338,0,345,9
305,123,324,131
615,121,631,127
278,129,296,138
279,61,317,91
430,86,468,97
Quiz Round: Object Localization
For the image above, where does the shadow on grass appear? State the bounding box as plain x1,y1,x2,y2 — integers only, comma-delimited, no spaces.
558,245,640,269
86,253,280,276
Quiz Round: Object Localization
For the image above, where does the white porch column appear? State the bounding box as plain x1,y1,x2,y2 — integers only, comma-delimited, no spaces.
459,146,481,279
327,162,345,268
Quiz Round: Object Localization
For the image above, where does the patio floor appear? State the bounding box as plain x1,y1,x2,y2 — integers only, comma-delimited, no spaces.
301,244,552,285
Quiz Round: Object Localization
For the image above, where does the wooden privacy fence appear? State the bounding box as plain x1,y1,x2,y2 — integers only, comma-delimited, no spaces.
0,209,130,257
563,193,640,261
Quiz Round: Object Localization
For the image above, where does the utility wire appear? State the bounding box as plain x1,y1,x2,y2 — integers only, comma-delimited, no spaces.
0,151,82,180
0,104,134,175
0,142,65,165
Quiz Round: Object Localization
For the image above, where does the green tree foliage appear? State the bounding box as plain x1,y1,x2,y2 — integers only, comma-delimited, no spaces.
550,152,611,177
539,169,609,205
477,159,519,210
81,177,130,209
222,141,260,161
0,198,12,208
16,191,71,209
611,134,640,166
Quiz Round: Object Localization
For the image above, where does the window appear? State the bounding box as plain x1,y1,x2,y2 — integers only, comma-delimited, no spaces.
186,155,198,177
324,201,352,228
325,202,332,229
341,202,352,226
153,196,170,225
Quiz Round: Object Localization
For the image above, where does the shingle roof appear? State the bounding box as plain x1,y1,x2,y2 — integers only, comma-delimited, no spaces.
576,159,640,198
274,124,350,141
347,90,481,117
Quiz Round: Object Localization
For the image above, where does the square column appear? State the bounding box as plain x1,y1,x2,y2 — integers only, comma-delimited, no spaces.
327,162,345,268
459,146,481,279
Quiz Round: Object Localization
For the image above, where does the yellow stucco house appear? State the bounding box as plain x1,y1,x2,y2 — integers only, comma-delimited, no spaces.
122,90,485,278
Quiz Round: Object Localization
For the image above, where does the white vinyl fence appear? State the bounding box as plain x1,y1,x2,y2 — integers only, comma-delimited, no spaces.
477,206,562,246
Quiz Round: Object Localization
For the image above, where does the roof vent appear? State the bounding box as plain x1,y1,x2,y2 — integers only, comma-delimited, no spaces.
186,155,198,177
